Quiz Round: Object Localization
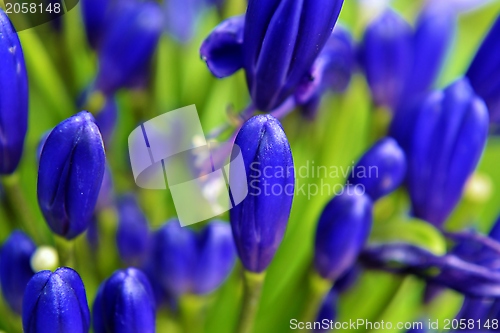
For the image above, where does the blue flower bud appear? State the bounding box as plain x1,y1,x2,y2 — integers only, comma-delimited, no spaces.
22,267,90,333
146,219,236,296
466,15,500,123
37,111,106,239
116,194,149,266
314,188,373,281
80,0,111,49
347,138,406,201
295,25,355,120
359,9,413,110
243,0,344,111
146,219,197,296
406,4,455,99
95,1,163,95
200,15,245,78
0,9,29,175
404,78,488,227
318,25,355,93
93,268,155,333
230,115,295,272
192,221,236,294
0,231,36,314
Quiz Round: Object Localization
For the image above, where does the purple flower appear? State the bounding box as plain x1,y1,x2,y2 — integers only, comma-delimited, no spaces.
94,97,118,147
0,231,36,314
116,194,149,266
400,78,488,227
0,9,29,175
314,188,373,281
93,268,155,333
466,14,500,123
37,111,106,239
347,138,406,201
230,115,295,272
22,267,90,333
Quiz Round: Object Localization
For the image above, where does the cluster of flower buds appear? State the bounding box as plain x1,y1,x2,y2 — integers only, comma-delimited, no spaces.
201,0,345,112
359,5,455,110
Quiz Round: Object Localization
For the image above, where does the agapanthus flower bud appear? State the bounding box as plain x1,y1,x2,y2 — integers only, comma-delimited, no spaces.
37,111,106,239
314,188,373,281
95,1,163,95
347,138,406,201
404,78,488,227
81,0,112,49
116,194,149,266
93,268,155,333
466,14,500,123
0,9,29,174
243,0,344,111
146,219,236,296
359,9,413,110
296,25,355,120
230,115,294,273
317,25,355,94
200,15,245,78
0,231,36,314
192,221,236,294
406,4,455,99
22,267,90,333
146,219,196,296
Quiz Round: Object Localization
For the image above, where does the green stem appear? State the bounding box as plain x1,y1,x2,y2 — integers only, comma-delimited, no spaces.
1,173,42,243
54,236,75,268
236,271,266,333
179,294,207,333
299,269,332,329
369,106,392,144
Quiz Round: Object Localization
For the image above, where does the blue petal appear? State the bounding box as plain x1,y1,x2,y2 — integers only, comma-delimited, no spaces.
200,15,245,78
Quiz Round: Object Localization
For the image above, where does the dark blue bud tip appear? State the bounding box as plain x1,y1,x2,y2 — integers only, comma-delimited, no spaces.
22,267,90,333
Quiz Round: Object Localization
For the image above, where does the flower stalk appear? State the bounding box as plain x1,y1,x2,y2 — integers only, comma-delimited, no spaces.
236,271,266,333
